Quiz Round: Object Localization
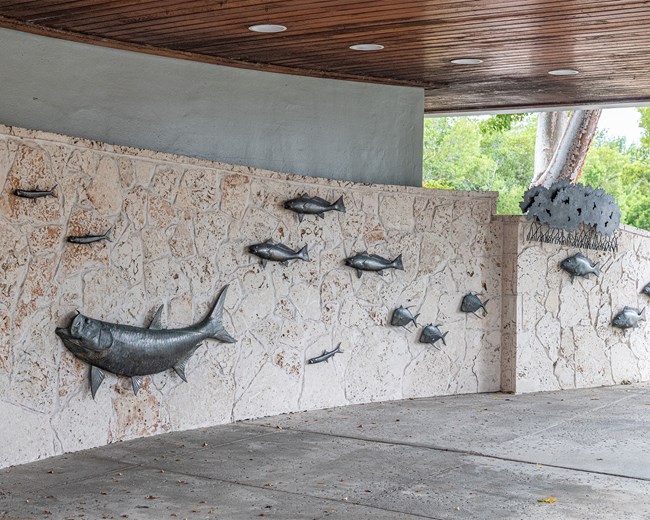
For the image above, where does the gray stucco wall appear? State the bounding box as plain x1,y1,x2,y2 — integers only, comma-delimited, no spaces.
0,28,423,186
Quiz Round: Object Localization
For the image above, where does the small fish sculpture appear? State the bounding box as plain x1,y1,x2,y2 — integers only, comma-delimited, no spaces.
345,251,404,278
390,306,419,330
284,193,346,222
560,253,600,283
612,306,645,334
55,285,236,398
308,343,343,364
13,185,57,199
419,324,448,350
641,283,650,297
461,293,489,318
67,228,112,245
248,239,309,268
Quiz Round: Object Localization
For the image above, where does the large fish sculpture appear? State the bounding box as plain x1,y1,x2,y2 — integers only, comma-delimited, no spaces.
248,239,309,268
612,306,645,334
284,194,346,222
55,285,236,398
560,253,600,283
345,251,404,278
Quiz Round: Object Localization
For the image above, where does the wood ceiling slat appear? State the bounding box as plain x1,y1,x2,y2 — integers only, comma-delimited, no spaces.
1,0,650,112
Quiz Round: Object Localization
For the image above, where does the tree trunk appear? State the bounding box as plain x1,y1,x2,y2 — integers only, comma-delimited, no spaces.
531,111,568,185
532,109,601,188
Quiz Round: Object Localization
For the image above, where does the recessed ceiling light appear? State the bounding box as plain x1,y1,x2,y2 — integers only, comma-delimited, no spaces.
248,24,287,33
548,69,579,76
349,44,384,51
450,58,483,65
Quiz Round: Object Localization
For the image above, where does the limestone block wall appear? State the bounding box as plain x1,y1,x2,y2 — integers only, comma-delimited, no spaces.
0,125,502,468
501,217,650,393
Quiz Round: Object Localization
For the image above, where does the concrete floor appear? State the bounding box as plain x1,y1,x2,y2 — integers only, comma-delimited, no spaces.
1,384,650,520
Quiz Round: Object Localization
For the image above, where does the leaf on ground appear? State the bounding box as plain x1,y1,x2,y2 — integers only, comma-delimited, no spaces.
537,497,557,503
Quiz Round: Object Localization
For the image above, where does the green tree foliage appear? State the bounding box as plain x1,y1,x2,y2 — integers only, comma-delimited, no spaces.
422,110,650,230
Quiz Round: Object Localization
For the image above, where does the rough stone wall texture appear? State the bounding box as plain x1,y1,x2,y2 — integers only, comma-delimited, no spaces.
501,217,650,393
0,125,501,468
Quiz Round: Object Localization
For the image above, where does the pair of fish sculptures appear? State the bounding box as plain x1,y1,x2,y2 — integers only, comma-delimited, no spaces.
612,307,645,334
284,194,345,222
55,285,236,398
390,306,448,349
249,240,309,268
560,253,601,283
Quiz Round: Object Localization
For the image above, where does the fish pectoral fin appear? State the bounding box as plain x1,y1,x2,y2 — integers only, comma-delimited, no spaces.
298,213,304,223
148,305,164,329
90,366,105,400
280,260,289,267
377,269,384,276
132,376,145,396
317,212,325,219
260,259,267,268
173,352,194,383
356,269,363,279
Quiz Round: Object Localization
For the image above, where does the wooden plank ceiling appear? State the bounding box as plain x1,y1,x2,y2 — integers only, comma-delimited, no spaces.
1,0,649,113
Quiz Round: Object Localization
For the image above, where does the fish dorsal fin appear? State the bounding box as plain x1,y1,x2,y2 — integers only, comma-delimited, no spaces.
265,238,275,245
90,366,105,400
173,351,194,383
302,193,309,198
132,376,144,396
148,305,164,329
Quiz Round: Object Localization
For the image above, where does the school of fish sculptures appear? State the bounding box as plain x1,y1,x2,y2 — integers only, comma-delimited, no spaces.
284,193,346,222
559,252,600,283
55,285,236,398
612,307,645,334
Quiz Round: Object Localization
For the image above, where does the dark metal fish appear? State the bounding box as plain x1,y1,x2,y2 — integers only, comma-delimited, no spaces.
55,285,236,398
308,343,343,364
67,228,112,244
641,282,650,297
390,306,419,330
612,306,645,334
13,185,57,199
248,239,309,268
560,252,600,283
345,251,404,278
284,193,345,222
419,324,447,350
461,293,489,318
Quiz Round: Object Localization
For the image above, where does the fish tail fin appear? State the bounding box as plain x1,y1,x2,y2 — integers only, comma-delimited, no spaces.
202,285,237,343
391,254,404,271
298,244,309,262
442,331,448,346
332,196,346,213
104,227,113,243
413,313,420,327
641,307,646,320
593,262,601,276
